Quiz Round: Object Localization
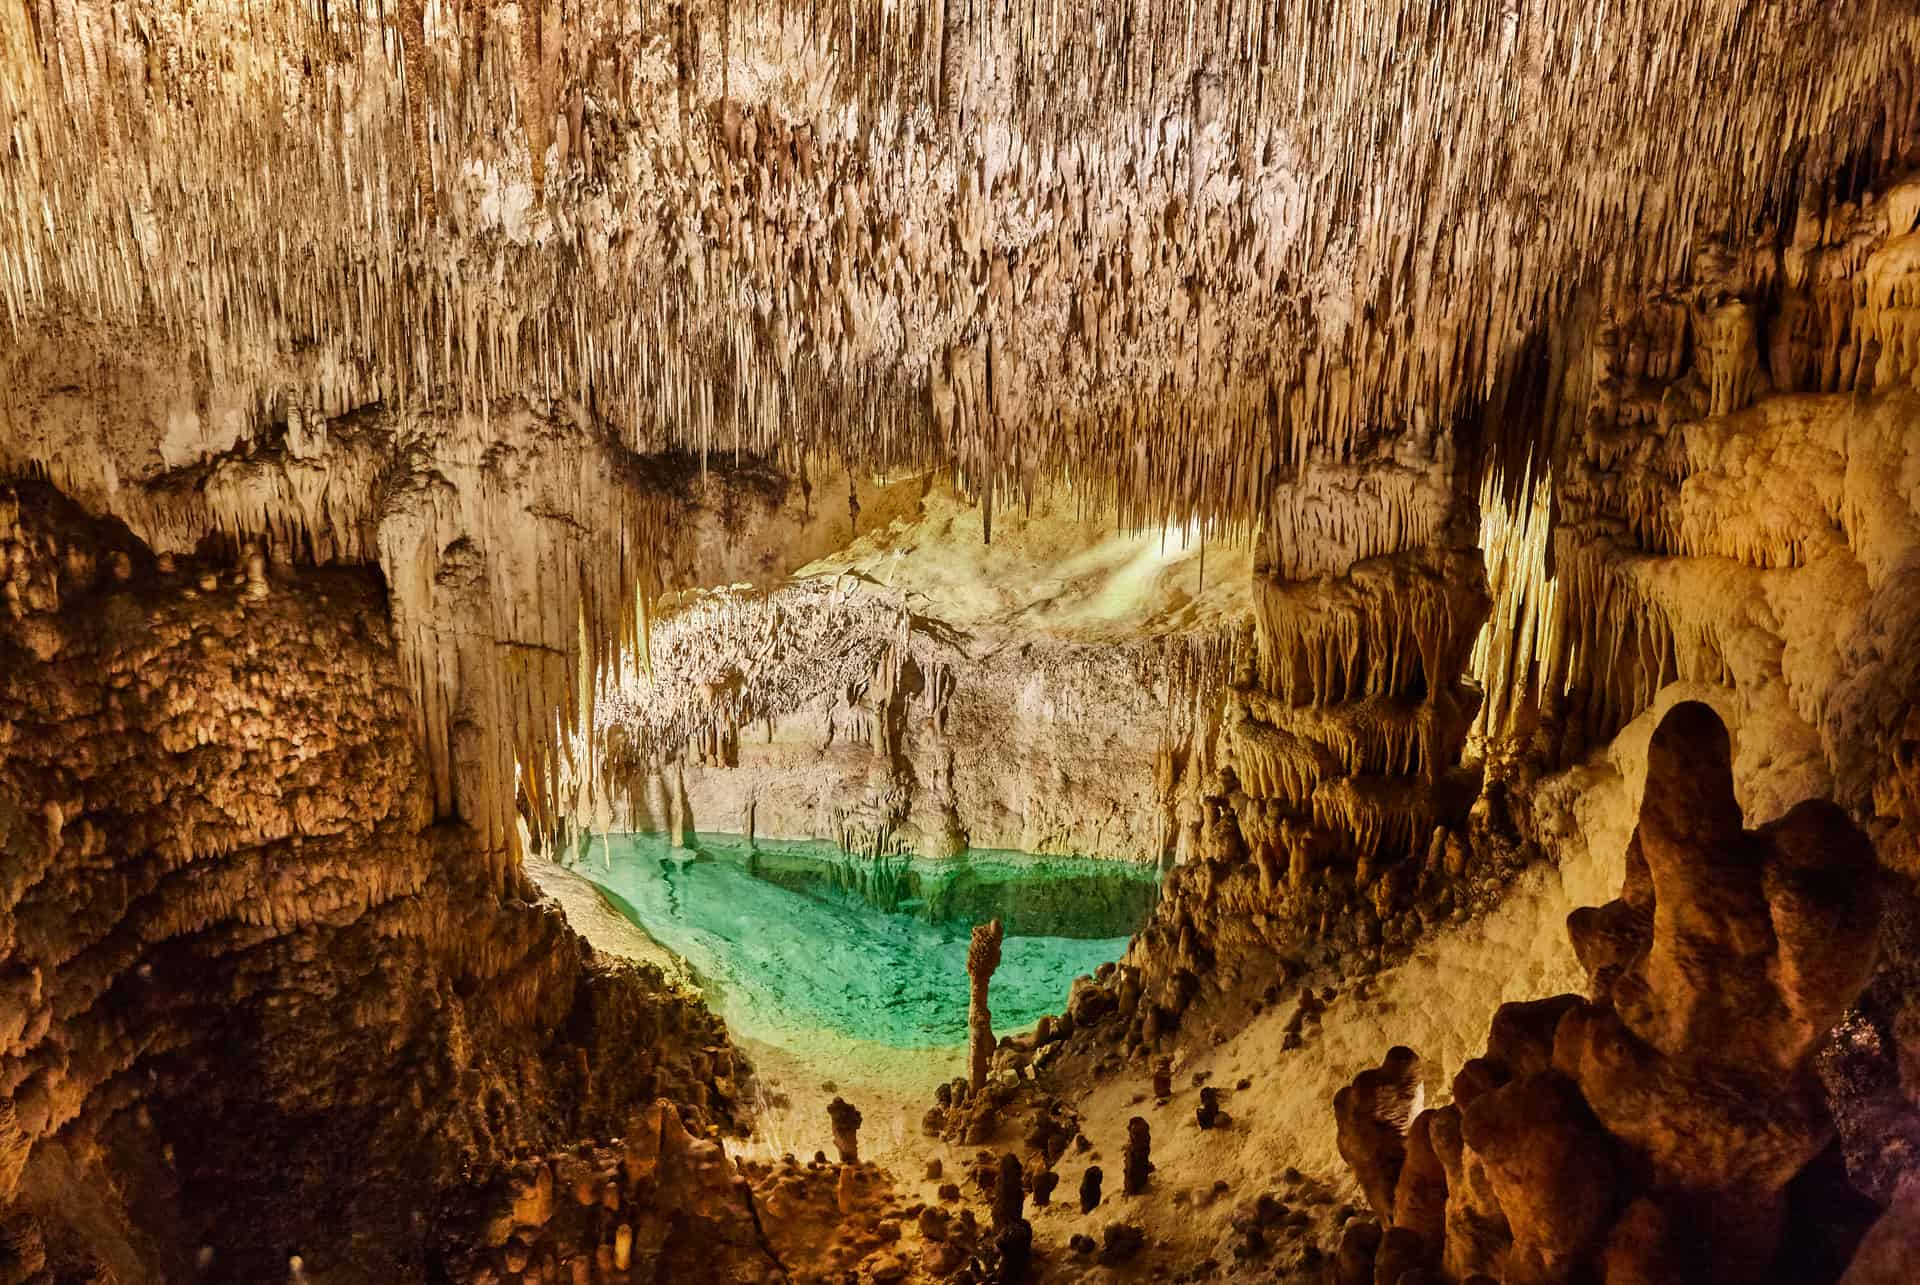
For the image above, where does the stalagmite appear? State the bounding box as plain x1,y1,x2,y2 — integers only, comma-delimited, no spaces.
992,1153,1026,1230
1079,1166,1104,1214
827,1097,862,1165
243,543,270,600
1123,1117,1152,1195
968,918,1004,1092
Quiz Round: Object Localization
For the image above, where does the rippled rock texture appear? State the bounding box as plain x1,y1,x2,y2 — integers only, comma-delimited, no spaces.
0,483,751,1283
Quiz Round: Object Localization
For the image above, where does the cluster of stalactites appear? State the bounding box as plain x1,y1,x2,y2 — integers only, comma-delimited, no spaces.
1252,551,1484,712
1532,176,1920,751
562,573,1248,857
555,578,945,834
6,2,1920,537
1550,527,1737,748
1465,452,1560,744
385,463,679,885
1224,449,1489,860
1585,179,1920,442
1254,452,1453,582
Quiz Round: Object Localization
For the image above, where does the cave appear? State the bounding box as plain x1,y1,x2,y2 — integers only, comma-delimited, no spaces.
3,3,1920,1283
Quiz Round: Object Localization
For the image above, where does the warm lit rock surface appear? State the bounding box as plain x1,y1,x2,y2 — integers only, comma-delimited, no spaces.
1335,702,1885,1285
442,1100,784,1285
0,484,748,1282
5,3,1920,867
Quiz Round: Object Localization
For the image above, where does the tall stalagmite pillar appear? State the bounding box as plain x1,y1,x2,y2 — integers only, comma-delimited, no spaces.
968,918,1004,1091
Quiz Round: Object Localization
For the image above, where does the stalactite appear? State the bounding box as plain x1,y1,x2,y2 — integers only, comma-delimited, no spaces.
2,0,1916,544
4,0,1920,893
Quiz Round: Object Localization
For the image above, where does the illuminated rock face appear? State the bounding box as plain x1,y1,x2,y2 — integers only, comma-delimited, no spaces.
1334,702,1882,1285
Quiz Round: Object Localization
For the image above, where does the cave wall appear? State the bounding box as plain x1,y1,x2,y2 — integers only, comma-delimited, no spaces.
0,483,751,1283
581,589,1232,864
657,636,1203,863
1,345,906,880
1538,180,1920,851
1032,174,1920,1268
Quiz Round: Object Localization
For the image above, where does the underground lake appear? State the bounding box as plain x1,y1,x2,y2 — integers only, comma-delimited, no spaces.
563,832,1162,1054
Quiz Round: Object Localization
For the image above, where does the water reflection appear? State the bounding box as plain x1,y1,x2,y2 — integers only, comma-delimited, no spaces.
571,833,1159,1052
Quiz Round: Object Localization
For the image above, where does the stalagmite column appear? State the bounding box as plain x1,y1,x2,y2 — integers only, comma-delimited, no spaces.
968,918,1004,1092
827,1096,862,1164
1123,1117,1152,1195
992,1153,1025,1229
836,1164,858,1215
671,764,694,850
243,542,270,600
1079,1166,1103,1213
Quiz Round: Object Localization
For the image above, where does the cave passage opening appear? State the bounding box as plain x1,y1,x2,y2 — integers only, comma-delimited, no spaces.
567,831,1159,1056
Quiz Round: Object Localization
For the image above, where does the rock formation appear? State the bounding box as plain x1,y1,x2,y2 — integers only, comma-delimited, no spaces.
1123,1117,1153,1196
0,485,749,1279
968,919,1005,1092
991,1153,1025,1231
828,1096,863,1165
1080,1166,1104,1215
444,1100,782,1284
1335,1047,1427,1221
1335,702,1883,1284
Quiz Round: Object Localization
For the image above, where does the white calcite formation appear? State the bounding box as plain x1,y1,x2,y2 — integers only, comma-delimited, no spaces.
559,563,1237,863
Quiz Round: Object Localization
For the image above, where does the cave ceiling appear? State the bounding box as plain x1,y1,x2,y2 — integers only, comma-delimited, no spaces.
6,0,1920,864
4,0,1917,524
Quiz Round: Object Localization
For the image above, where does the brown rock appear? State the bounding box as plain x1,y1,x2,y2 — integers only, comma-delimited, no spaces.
1123,1117,1152,1195
1334,1219,1381,1285
1460,1072,1614,1281
992,1153,1025,1230
828,1096,863,1164
1390,1110,1448,1250
1335,1046,1424,1220
1556,704,1878,1279
968,920,1004,1092
1079,1165,1103,1213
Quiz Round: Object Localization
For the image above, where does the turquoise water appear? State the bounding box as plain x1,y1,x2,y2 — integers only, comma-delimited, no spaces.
571,833,1160,1051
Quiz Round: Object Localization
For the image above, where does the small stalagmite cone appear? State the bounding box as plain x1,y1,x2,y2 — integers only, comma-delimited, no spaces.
503,1238,530,1274
837,1163,859,1214
244,543,269,600
614,1224,633,1270
624,1110,660,1184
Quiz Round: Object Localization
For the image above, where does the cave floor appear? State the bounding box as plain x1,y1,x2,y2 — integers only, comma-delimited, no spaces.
530,851,1362,1278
